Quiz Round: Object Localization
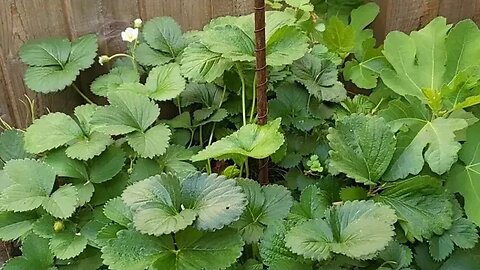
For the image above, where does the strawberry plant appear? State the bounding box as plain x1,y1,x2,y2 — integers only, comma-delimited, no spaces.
1,1,480,269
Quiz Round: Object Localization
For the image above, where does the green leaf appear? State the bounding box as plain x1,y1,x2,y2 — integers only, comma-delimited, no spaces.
102,227,243,270
158,145,197,179
0,211,37,241
380,98,468,180
88,145,126,183
32,215,56,239
180,42,233,83
145,63,186,101
192,118,284,164
378,241,413,270
0,130,31,164
339,186,368,201
50,231,88,259
323,17,355,55
0,159,56,212
349,2,380,33
65,132,113,160
180,173,246,230
44,148,88,179
135,42,173,66
180,83,226,108
42,184,78,218
56,246,104,270
327,114,396,184
143,16,185,57
20,35,97,93
201,24,256,62
374,176,453,241
91,91,160,135
127,124,171,158
447,121,480,226
292,53,346,102
344,38,389,89
285,200,397,260
90,67,140,97
289,185,330,222
103,198,133,227
269,83,322,131
3,234,54,269
429,217,478,261
74,181,94,207
24,113,83,154
260,221,312,269
266,25,309,66
231,179,293,243
122,173,245,235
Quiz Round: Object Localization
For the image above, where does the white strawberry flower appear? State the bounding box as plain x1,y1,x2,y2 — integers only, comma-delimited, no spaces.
121,27,139,43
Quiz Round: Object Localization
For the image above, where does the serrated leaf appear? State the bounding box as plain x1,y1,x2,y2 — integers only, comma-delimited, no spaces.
88,145,126,183
180,83,226,108
56,246,104,270
143,16,185,57
20,35,97,93
327,114,396,184
65,131,113,160
44,148,88,179
50,231,88,259
266,25,309,66
91,91,160,135
260,221,312,269
269,83,322,131
0,211,37,241
3,233,54,269
103,198,133,227
158,145,197,179
74,181,94,207
102,227,243,270
201,24,256,62
231,179,293,243
145,63,186,101
181,173,246,230
374,176,453,242
24,113,83,154
447,121,480,226
122,173,245,235
127,124,171,158
32,215,56,239
0,130,32,164
378,241,413,270
192,118,284,164
292,53,346,102
135,42,173,66
180,42,233,83
42,184,78,218
380,98,468,180
339,187,368,201
289,185,330,222
0,159,56,212
90,67,140,97
286,200,396,260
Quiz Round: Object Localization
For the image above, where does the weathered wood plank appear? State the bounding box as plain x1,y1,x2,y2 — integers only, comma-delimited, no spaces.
439,0,480,24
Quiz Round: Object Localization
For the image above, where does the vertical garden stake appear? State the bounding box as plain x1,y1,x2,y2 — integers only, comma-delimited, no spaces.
254,0,269,185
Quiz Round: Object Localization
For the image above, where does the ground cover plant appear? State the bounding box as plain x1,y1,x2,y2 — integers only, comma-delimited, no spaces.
1,0,480,269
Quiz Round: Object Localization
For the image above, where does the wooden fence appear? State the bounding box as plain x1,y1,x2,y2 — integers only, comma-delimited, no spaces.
1,0,480,128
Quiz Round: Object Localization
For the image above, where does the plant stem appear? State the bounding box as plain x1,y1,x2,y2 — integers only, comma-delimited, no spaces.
249,74,257,123
236,64,247,126
72,83,94,104
188,128,195,148
245,160,250,178
176,97,182,114
205,86,227,175
199,125,203,148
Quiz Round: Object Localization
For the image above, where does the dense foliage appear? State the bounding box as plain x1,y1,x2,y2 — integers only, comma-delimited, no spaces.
1,0,480,269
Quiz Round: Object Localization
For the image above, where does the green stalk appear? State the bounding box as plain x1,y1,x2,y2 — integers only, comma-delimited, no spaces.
249,74,257,123
245,160,250,178
206,85,227,175
72,83,94,104
236,64,247,126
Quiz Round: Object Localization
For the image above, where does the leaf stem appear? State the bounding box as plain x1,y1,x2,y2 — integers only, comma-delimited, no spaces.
71,83,94,104
176,97,182,114
236,64,247,126
206,85,227,175
245,160,250,178
249,74,257,123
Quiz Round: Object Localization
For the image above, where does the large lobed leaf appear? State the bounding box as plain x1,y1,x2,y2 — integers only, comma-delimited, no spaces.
447,121,480,226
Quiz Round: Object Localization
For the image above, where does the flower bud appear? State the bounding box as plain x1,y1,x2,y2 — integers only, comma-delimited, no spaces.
134,18,143,28
98,55,110,66
53,220,65,232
